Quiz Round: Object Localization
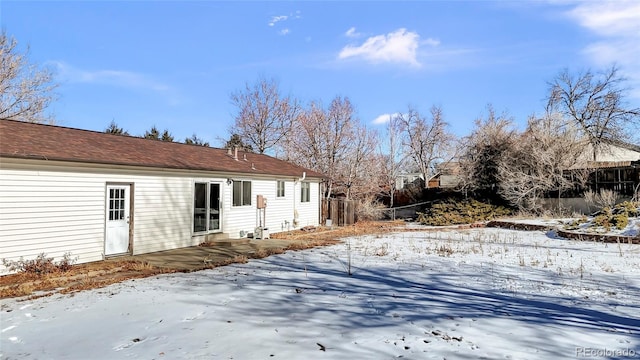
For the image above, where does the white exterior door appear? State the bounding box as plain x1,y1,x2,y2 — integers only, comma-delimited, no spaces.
105,184,131,256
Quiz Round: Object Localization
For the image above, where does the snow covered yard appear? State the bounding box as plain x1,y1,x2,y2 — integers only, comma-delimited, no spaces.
1,227,639,359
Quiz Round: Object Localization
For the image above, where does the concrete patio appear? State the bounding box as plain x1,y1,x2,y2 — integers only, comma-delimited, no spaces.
111,238,320,272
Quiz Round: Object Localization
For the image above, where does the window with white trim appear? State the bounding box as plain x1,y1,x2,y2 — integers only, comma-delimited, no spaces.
277,180,285,198
300,181,310,203
233,180,252,206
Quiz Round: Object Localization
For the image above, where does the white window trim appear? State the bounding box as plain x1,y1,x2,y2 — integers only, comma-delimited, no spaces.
300,181,311,203
232,180,252,207
276,180,286,198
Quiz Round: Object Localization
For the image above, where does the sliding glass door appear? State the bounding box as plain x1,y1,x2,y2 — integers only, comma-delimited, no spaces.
193,182,221,233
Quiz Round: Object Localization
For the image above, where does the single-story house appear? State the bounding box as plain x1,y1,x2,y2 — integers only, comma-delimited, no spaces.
0,120,324,274
567,139,640,196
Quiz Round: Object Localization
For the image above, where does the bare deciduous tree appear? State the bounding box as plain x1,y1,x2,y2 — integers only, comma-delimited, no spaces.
284,96,379,200
497,114,586,213
229,77,300,154
378,114,407,207
285,97,354,199
459,106,516,200
0,31,57,123
547,66,640,160
338,124,379,200
397,105,453,188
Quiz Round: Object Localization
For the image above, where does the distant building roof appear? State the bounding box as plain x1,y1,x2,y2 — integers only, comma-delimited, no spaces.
0,120,325,179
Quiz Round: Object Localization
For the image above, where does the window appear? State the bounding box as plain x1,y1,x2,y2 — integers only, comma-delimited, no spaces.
108,188,126,220
300,181,310,203
233,180,252,206
277,180,285,197
194,182,221,233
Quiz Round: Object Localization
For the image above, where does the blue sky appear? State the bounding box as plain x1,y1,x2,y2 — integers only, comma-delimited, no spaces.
3,1,640,145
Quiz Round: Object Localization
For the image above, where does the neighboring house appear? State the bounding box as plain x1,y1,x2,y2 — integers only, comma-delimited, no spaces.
426,162,462,189
0,120,324,274
395,173,424,190
569,139,640,196
572,139,640,168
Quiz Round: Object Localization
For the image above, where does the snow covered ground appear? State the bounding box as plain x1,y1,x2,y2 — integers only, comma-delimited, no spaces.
2,226,639,359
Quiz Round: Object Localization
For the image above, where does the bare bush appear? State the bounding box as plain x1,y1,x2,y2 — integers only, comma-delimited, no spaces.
355,196,386,221
2,252,77,275
584,188,619,211
598,189,619,209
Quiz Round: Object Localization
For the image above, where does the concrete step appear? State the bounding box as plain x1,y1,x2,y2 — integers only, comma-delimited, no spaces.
205,238,251,246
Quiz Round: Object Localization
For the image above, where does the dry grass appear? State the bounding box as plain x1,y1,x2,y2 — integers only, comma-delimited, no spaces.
0,260,174,300
1,221,409,300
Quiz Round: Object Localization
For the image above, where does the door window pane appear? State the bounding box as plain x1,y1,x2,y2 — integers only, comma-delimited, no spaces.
209,183,220,231
194,183,207,232
108,187,126,220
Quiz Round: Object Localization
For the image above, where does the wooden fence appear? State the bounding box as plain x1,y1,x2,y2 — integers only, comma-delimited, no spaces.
321,199,356,226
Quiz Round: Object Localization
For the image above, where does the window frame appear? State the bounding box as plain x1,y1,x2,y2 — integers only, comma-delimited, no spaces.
193,182,222,234
233,180,252,207
300,181,311,203
276,180,286,198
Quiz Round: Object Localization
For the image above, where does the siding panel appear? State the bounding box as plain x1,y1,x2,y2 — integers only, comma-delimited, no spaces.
1,160,321,273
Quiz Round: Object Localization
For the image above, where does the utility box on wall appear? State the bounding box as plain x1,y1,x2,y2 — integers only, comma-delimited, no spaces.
257,195,267,209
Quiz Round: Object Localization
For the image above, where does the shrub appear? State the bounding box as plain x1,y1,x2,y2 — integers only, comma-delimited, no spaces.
564,217,588,230
2,252,77,275
589,202,638,231
592,213,612,230
611,214,629,230
417,199,512,226
615,201,639,217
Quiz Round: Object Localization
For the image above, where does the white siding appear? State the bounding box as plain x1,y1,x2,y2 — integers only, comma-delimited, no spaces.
1,159,321,273
223,178,320,238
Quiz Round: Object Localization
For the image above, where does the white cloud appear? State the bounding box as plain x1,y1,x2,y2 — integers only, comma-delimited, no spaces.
423,38,441,47
52,61,169,91
568,1,640,37
338,28,430,67
565,1,640,97
50,61,181,104
268,12,302,35
345,27,360,38
268,15,288,27
372,113,401,125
